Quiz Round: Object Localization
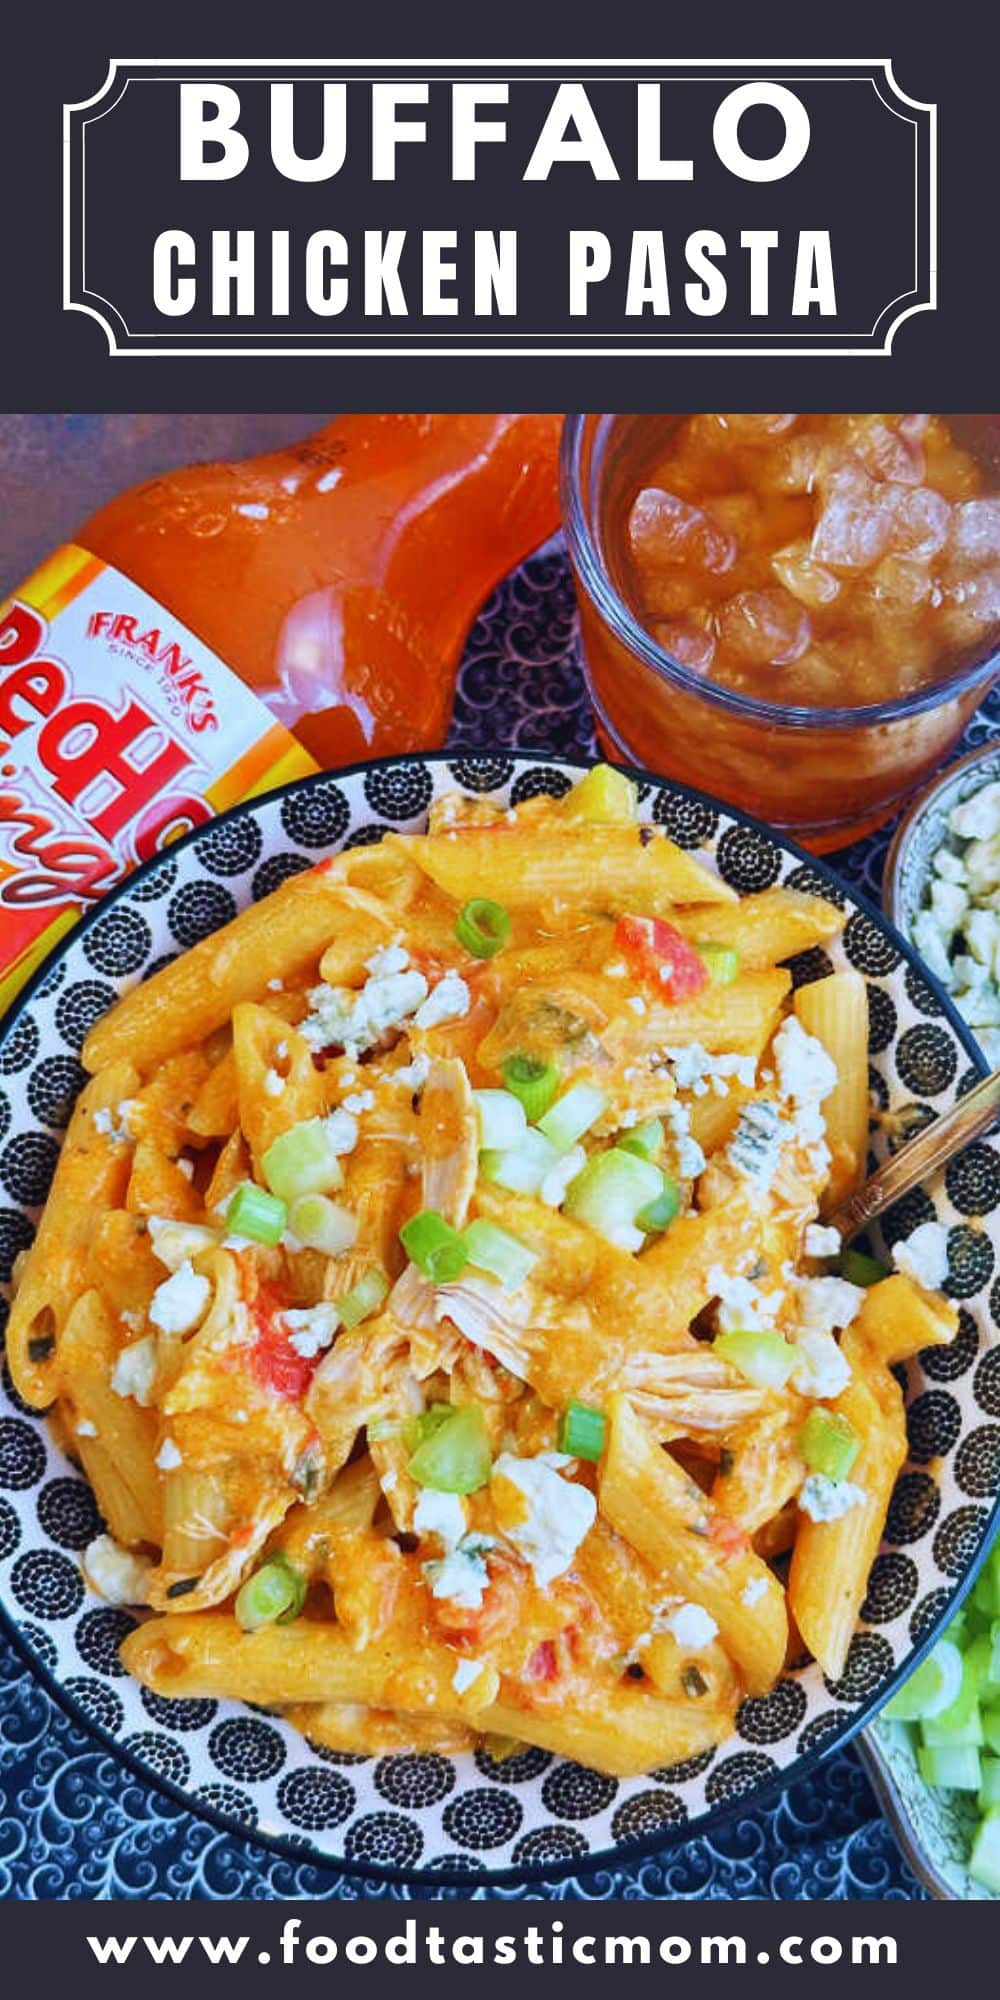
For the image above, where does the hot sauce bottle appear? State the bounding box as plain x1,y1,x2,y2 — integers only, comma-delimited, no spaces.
0,413,562,1003
79,413,563,765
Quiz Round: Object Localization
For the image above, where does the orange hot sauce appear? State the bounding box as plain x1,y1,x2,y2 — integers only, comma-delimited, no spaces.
80,413,564,768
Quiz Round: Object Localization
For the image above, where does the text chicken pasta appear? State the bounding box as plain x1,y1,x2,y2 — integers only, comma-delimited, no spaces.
7,769,960,1778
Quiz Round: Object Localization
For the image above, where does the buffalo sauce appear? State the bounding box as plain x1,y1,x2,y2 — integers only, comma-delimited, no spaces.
0,413,562,1004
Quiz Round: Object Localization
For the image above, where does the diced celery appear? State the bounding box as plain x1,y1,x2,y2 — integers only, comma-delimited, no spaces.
568,764,638,824
558,1401,607,1462
537,1081,607,1151
262,1117,346,1202
917,1742,982,1791
970,1808,1000,1893
407,1404,492,1494
635,1174,680,1232
562,1147,663,1252
714,1328,797,1391
474,1089,528,1151
479,1127,561,1196
798,1407,860,1483
838,1247,889,1288
617,1117,664,1162
922,1710,985,1749
883,1638,964,1723
984,1708,1000,1757
980,1757,1000,1810
698,943,740,986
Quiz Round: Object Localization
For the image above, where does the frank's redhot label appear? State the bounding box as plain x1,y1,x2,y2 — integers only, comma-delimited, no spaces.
0,545,317,1009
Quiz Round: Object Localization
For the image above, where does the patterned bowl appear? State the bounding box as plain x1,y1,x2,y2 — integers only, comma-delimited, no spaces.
1,751,999,1888
858,736,1000,1899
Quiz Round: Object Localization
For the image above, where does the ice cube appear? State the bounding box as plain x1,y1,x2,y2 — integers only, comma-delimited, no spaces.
834,416,925,486
869,555,934,611
770,541,840,608
717,590,812,667
940,566,1000,648
652,618,717,674
629,488,737,575
756,434,825,495
811,462,894,570
885,486,951,561
946,499,1000,573
716,414,798,439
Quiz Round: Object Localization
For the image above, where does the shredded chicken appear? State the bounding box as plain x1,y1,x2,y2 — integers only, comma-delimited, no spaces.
420,1057,478,1227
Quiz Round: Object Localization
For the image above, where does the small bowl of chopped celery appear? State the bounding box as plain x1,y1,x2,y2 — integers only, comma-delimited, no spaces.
885,740,1000,1070
863,1539,1000,1899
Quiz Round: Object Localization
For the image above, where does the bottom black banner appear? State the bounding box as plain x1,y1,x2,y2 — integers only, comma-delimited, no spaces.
0,1897,973,1995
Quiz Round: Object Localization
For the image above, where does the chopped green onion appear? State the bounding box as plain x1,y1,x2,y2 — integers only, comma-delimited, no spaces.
287,1193,357,1257
234,1555,307,1633
400,1209,468,1283
500,1053,561,1122
837,1247,889,1288
697,943,740,986
537,1081,607,1151
407,1403,492,1493
455,897,511,959
568,763,638,824
970,1807,1000,1892
636,1174,681,1233
225,1181,287,1246
562,1147,664,1252
917,1742,982,1791
473,1089,528,1151
338,1267,389,1329
798,1407,861,1483
262,1118,345,1202
714,1328,797,1390
883,1638,964,1722
618,1117,664,1162
985,1708,1000,1757
463,1218,537,1292
558,1400,607,1461
479,1127,561,1196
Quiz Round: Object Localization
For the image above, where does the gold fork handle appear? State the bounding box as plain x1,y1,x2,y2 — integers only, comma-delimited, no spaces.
825,1068,1000,1242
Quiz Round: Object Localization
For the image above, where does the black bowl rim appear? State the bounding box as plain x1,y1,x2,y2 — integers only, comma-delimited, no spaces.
0,746,995,1895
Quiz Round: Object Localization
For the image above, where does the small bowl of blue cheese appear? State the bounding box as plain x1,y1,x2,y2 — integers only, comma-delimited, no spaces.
885,740,1000,1067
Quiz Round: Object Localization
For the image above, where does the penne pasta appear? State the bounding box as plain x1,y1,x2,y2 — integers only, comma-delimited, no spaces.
27,764,956,1781
674,887,846,969
7,1060,139,1408
391,823,738,913
81,860,361,1071
793,971,870,1213
599,1395,787,1695
788,1356,907,1681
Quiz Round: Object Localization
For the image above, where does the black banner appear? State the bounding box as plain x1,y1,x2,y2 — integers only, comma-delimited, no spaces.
62,60,933,357
0,0,996,408
0,1897,978,1991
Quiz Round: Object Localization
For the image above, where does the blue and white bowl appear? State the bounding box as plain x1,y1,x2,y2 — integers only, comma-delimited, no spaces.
0,752,998,1887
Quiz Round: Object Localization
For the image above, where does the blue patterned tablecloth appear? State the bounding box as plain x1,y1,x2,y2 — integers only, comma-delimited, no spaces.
6,542,998,1903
